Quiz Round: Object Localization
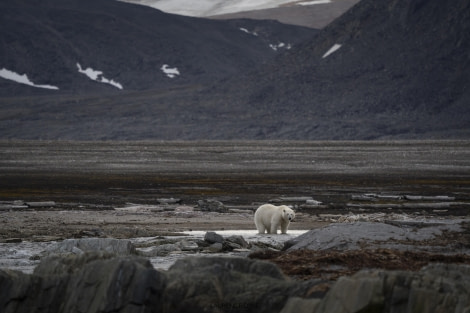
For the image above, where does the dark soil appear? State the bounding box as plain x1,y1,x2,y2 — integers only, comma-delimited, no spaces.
248,222,470,293
252,245,470,281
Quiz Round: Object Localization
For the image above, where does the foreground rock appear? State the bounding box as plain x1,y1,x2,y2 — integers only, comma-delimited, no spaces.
44,238,136,256
1,253,165,313
281,263,470,313
1,253,470,313
0,253,318,313
284,221,468,253
163,256,318,313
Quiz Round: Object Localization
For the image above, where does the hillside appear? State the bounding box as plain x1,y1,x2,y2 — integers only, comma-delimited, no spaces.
197,0,470,139
0,0,469,140
121,0,361,29
209,0,361,29
0,0,315,96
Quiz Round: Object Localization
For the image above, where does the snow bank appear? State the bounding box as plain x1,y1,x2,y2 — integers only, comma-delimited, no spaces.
161,64,180,78
269,42,291,51
124,0,334,17
298,0,331,6
76,63,123,89
322,43,342,58
239,28,258,36
0,68,59,90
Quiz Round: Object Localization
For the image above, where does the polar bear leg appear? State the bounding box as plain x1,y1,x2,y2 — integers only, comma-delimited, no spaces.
256,222,266,234
281,221,289,234
270,219,279,234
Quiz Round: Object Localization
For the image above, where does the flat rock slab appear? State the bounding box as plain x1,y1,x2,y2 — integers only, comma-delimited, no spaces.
286,220,466,252
44,238,136,256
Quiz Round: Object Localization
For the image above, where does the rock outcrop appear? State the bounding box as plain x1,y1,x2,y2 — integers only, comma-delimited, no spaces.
281,263,470,313
1,252,469,313
0,253,165,313
44,238,136,256
283,221,465,253
163,256,318,313
0,253,318,313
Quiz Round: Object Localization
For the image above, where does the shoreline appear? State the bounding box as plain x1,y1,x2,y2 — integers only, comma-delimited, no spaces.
1,140,470,280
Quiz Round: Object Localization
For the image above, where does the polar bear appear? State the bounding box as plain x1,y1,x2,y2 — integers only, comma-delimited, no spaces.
254,204,295,234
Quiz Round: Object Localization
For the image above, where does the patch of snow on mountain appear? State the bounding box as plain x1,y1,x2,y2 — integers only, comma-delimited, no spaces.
0,68,59,90
121,0,302,17
322,43,342,58
76,63,123,89
269,42,291,51
161,64,180,78
239,28,258,36
297,0,331,6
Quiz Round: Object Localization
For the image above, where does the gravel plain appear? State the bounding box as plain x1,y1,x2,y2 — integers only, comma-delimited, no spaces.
1,140,470,204
1,140,470,277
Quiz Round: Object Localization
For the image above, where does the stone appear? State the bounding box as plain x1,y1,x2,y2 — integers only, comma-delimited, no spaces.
177,239,199,251
284,263,470,313
3,253,468,313
207,242,223,252
197,199,227,212
137,244,181,257
204,231,224,244
280,297,321,313
284,221,463,252
0,253,166,313
225,235,249,248
44,238,136,256
164,256,318,313
315,271,384,313
224,241,242,250
0,254,320,313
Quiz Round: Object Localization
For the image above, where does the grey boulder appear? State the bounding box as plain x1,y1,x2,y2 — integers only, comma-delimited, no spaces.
45,238,136,256
281,263,470,313
0,253,165,313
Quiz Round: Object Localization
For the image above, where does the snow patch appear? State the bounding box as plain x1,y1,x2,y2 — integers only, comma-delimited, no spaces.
161,64,180,78
297,0,331,6
322,43,342,58
239,27,258,36
124,0,307,17
0,68,59,90
240,28,291,51
269,42,292,51
76,63,123,90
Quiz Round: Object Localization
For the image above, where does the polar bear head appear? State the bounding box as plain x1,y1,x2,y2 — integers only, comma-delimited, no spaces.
281,206,295,222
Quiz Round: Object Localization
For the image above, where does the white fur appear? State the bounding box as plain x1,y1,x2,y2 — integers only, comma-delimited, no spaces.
254,204,295,234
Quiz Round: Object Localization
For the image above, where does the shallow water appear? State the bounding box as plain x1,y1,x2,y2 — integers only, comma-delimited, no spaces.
135,229,309,270
0,230,309,274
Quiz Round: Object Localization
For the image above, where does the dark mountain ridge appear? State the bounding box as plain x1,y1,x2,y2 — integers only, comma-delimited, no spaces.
196,0,470,139
0,0,315,95
0,0,469,140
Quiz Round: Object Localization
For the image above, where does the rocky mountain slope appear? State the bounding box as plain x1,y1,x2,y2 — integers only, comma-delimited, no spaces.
0,0,469,140
121,0,361,29
0,0,315,95
196,0,470,139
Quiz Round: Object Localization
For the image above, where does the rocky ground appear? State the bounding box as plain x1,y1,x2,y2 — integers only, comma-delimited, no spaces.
1,205,469,278
1,140,470,285
0,203,323,241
